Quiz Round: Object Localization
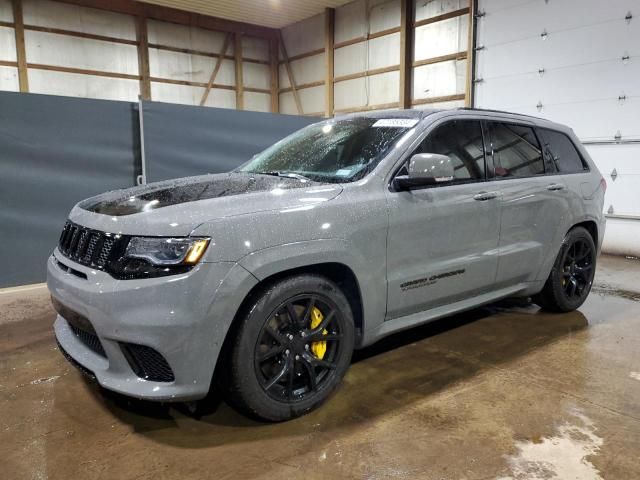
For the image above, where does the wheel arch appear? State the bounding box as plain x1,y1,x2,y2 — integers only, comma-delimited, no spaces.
569,220,598,249
239,262,364,344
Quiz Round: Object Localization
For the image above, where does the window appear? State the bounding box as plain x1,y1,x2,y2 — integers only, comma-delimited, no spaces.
538,128,588,174
239,117,414,183
487,122,544,178
408,120,485,183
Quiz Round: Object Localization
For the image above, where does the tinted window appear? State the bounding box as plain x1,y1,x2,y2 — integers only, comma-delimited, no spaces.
410,120,485,182
538,128,588,174
487,122,544,177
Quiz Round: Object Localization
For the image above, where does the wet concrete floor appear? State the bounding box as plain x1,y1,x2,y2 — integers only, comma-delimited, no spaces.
1,255,639,479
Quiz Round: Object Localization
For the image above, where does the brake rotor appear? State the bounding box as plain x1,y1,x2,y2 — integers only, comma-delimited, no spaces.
309,306,328,359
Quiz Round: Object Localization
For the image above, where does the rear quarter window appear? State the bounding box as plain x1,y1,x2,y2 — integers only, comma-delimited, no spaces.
538,128,589,174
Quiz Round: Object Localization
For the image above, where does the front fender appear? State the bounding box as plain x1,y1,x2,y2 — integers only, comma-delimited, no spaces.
238,239,387,345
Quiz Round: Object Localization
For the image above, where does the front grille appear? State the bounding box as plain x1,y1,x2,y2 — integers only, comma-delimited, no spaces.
120,343,175,382
58,221,118,269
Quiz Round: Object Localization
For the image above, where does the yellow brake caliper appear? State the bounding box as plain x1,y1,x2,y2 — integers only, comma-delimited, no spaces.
309,306,328,359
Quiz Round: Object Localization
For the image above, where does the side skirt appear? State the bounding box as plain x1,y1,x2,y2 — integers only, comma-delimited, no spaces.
365,284,529,346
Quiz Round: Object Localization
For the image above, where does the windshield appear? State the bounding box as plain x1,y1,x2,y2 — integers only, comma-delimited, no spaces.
237,117,417,183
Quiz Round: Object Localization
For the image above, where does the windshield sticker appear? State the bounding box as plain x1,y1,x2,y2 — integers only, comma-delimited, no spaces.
335,168,353,177
372,119,419,128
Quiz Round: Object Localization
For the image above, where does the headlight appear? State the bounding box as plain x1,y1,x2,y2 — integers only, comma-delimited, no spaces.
107,236,210,280
125,237,210,266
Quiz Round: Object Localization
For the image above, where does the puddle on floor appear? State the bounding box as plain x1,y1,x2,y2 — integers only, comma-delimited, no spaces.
592,284,640,302
499,408,603,480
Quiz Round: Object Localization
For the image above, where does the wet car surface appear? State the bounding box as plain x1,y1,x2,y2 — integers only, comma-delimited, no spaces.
2,255,640,479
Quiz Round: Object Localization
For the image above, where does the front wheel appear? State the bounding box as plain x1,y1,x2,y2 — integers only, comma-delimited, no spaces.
534,226,596,312
226,274,354,421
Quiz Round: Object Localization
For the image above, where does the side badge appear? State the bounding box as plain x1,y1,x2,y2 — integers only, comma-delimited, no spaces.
401,269,466,291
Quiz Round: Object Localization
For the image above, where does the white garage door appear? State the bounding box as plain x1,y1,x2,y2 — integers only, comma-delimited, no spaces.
473,0,640,256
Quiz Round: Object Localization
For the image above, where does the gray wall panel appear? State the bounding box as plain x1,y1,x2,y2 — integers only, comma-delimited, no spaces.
0,93,318,287
0,92,138,288
143,101,319,183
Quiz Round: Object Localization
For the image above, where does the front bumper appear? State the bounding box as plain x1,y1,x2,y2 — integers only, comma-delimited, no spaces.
47,249,257,401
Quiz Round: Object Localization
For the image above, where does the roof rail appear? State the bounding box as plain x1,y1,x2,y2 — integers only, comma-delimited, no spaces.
455,107,546,121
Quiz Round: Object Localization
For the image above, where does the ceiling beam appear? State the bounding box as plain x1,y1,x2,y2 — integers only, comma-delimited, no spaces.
54,0,278,39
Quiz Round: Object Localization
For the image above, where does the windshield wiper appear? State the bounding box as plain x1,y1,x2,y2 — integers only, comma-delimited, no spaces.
256,171,312,181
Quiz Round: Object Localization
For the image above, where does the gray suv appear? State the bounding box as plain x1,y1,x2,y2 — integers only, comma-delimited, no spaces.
48,108,606,421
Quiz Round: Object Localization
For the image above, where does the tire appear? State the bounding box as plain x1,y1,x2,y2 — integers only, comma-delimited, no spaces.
225,274,355,422
534,226,596,313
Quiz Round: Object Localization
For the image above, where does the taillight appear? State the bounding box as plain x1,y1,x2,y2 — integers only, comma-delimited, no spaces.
600,177,607,193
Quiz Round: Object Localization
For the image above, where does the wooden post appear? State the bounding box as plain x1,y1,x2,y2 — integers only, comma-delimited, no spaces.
269,36,279,113
465,0,475,107
278,31,302,114
234,33,244,110
12,0,29,92
324,8,335,118
200,33,232,106
136,16,151,100
399,0,413,109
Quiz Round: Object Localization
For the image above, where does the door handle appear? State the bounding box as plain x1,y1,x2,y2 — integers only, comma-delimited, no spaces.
546,183,565,191
473,191,499,201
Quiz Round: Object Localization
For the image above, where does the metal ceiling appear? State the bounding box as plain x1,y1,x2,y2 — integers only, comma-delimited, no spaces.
138,0,351,29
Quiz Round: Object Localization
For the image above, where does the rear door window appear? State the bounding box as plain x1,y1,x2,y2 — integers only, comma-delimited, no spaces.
486,122,544,178
538,128,588,174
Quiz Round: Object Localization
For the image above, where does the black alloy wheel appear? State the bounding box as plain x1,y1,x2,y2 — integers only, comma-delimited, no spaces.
254,295,343,402
560,238,594,300
225,274,354,421
535,226,597,312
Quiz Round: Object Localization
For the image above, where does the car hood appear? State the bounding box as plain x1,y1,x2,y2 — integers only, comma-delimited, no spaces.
69,173,343,236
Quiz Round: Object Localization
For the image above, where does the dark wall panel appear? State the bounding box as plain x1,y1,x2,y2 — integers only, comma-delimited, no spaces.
0,92,139,288
143,102,318,183
0,93,319,288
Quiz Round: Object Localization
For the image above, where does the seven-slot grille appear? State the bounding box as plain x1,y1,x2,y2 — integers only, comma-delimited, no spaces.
58,221,116,268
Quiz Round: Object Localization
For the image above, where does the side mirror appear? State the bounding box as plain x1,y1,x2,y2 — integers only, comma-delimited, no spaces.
393,153,454,191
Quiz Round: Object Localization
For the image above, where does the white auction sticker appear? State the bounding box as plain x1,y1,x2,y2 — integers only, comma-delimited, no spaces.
372,118,419,128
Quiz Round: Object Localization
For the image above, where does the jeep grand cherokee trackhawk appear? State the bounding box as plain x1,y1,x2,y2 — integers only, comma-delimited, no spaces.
48,108,606,421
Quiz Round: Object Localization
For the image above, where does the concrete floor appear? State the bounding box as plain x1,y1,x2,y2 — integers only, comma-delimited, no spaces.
2,255,640,480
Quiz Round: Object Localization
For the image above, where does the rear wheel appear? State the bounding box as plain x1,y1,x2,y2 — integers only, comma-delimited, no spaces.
535,226,596,312
226,274,354,421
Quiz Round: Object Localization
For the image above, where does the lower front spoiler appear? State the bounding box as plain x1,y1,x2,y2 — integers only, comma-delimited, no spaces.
56,338,97,382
